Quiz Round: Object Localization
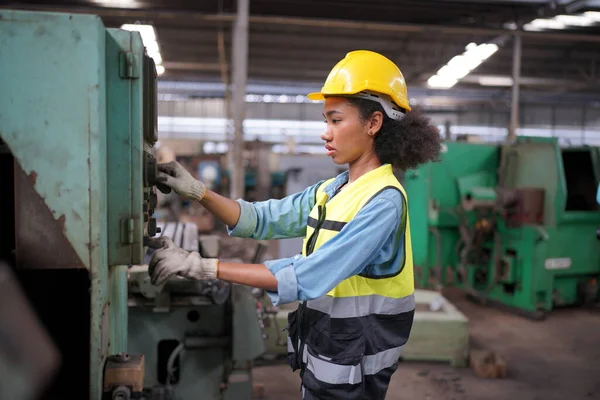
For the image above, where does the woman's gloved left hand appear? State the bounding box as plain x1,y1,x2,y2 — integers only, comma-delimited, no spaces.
156,161,207,202
146,236,219,286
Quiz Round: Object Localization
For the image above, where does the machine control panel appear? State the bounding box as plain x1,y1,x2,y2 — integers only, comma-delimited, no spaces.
140,53,160,246
143,151,160,239
141,53,160,247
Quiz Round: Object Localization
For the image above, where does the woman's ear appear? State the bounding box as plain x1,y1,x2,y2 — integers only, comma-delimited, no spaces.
368,111,384,136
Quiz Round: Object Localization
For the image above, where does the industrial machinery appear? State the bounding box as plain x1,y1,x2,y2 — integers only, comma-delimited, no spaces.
405,138,600,318
1,9,264,400
128,222,264,400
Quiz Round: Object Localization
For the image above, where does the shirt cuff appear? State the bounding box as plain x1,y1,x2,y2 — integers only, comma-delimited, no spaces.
264,255,301,306
266,265,298,306
263,255,299,274
226,199,258,238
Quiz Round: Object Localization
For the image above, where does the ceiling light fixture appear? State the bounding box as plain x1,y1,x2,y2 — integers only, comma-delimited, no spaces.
477,76,514,87
428,10,599,89
523,11,600,31
427,42,499,89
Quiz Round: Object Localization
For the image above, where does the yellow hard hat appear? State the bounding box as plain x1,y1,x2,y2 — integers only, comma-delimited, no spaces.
308,50,411,113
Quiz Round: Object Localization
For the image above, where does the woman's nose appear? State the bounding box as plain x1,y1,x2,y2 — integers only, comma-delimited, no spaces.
321,127,332,141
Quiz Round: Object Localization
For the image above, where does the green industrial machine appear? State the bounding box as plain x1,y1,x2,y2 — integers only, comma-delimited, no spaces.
127,221,265,400
405,138,600,318
1,9,157,399
1,9,263,400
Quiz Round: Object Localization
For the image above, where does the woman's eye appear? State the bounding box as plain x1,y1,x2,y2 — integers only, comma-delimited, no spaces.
332,119,340,124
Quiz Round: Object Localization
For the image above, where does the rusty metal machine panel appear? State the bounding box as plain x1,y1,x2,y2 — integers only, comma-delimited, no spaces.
0,9,159,400
3,10,109,271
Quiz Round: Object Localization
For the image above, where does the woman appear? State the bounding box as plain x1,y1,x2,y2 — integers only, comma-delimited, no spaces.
149,50,442,399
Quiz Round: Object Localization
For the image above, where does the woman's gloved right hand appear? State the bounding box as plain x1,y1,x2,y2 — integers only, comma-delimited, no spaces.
156,161,207,201
146,236,218,286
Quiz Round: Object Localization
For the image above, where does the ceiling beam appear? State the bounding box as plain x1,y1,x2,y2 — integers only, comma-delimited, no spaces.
157,29,598,56
459,74,600,87
162,62,223,71
160,57,596,83
4,4,600,42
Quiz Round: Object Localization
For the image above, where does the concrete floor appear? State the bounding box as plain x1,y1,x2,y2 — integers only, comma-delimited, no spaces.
252,289,600,400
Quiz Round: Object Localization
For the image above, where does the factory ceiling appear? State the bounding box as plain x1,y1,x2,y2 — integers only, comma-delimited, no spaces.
3,0,600,98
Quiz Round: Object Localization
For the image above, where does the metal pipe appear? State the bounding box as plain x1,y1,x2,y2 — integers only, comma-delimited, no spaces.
217,27,234,195
229,0,249,200
160,62,222,71
5,5,600,42
110,265,129,354
508,34,522,142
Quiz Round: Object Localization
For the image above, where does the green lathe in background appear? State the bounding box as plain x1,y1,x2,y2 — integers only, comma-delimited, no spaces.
404,138,600,318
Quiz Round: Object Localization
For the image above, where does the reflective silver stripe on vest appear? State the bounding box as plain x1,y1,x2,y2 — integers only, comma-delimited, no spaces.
363,345,404,375
305,293,415,318
305,345,404,385
287,336,294,353
306,352,363,385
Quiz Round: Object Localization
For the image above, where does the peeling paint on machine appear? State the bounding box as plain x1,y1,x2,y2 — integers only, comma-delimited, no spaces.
1,9,159,400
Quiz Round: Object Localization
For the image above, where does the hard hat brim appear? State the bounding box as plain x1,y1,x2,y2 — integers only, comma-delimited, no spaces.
306,91,361,101
307,90,411,114
307,92,325,101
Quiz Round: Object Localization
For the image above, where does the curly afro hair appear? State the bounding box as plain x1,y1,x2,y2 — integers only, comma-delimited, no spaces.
345,97,443,171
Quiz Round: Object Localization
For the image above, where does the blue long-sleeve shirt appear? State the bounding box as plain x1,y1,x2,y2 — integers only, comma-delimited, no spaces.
227,169,405,306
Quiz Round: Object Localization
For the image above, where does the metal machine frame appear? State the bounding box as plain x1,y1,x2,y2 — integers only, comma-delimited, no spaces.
1,9,264,400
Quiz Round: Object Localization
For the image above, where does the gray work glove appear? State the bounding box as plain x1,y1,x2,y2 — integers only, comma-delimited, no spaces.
156,161,207,201
146,237,219,286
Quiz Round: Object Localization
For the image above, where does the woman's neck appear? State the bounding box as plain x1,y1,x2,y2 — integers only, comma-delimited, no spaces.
347,155,382,184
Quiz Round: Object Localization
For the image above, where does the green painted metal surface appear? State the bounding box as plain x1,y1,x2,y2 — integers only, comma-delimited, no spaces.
1,9,157,398
403,165,432,268
106,29,146,266
404,141,499,285
232,285,266,362
106,27,157,266
128,306,229,399
500,138,563,227
1,10,109,398
406,139,600,316
127,286,264,399
110,265,129,354
0,9,108,272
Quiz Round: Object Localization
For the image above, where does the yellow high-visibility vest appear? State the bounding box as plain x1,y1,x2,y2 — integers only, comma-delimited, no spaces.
302,163,414,299
287,164,416,400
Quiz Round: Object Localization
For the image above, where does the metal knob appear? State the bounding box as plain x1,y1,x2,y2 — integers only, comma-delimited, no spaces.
112,385,131,400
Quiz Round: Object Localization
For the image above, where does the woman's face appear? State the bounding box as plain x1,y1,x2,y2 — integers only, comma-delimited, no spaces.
321,97,378,165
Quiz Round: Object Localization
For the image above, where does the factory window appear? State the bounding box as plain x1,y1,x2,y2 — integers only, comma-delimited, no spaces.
562,150,598,211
